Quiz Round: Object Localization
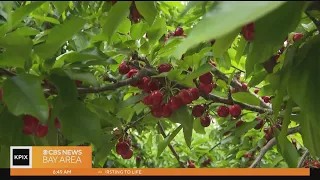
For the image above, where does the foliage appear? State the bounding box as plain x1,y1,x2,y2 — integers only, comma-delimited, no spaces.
0,1,320,169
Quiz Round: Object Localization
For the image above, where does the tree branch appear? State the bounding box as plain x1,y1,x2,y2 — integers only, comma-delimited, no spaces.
0,68,15,77
297,150,309,168
78,68,152,94
157,121,185,168
249,126,301,168
305,10,320,31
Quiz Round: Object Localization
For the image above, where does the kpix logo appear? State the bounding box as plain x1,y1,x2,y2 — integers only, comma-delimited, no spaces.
10,146,32,168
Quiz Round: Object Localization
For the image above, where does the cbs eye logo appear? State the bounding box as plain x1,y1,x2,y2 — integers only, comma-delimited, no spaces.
10,146,32,168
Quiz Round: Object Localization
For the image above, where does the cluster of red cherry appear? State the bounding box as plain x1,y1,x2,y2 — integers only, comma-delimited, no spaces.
22,107,60,138
164,26,187,44
115,136,134,159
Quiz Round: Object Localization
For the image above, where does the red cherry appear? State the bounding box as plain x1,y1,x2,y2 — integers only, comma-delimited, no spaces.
263,127,269,134
262,96,271,103
168,96,182,111
22,115,40,135
187,160,196,168
161,104,172,118
150,90,163,106
192,105,205,117
118,61,130,75
235,120,245,128
241,83,248,90
199,72,213,84
273,54,280,62
188,88,200,100
35,124,49,138
151,105,163,118
126,69,138,78
229,104,242,118
136,156,142,162
210,40,216,46
223,131,231,136
121,148,134,159
144,79,160,93
244,152,252,159
232,89,237,94
199,83,214,94
312,160,320,168
254,88,259,94
264,133,271,141
254,117,264,130
242,22,255,41
200,116,211,127
174,27,184,36
217,106,229,118
54,118,60,129
142,95,153,105
158,63,172,73
293,33,304,41
116,141,130,155
75,80,82,87
178,89,193,104
136,77,149,90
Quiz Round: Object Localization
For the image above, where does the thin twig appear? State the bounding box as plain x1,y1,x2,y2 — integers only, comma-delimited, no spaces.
198,142,221,161
250,126,301,168
231,65,245,73
157,121,185,168
297,150,309,168
0,68,15,77
305,10,320,31
124,111,150,132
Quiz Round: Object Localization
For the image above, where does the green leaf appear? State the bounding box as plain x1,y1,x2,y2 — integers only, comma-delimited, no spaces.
64,69,99,88
235,36,248,64
212,28,240,57
248,71,268,87
34,16,86,61
130,22,148,40
48,74,78,104
94,138,117,167
235,121,259,137
174,1,286,58
119,94,146,109
58,101,102,146
179,1,205,18
288,36,320,158
193,118,206,134
0,146,10,168
168,106,193,148
102,1,131,42
147,17,166,46
3,73,49,124
29,14,60,24
216,51,231,70
0,31,33,68
236,150,247,159
53,1,69,16
157,125,182,157
182,63,212,87
0,2,44,37
135,1,157,26
276,135,300,168
232,92,260,106
245,2,306,75
14,26,40,36
87,98,122,128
